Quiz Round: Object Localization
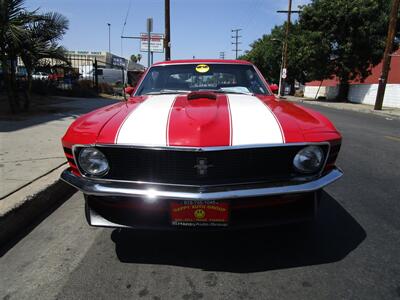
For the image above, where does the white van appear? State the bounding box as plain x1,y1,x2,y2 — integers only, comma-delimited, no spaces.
79,66,127,85
96,68,127,85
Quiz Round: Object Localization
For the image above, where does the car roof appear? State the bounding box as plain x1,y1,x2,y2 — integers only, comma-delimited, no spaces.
152,59,253,66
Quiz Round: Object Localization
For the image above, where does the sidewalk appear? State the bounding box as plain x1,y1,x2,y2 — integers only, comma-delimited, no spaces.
284,96,400,119
0,96,118,199
0,96,118,244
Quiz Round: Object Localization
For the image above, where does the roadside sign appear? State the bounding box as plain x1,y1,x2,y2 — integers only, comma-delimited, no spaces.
282,68,287,79
140,33,164,53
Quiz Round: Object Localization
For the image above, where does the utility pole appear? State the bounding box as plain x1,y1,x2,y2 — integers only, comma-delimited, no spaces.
220,52,225,59
231,29,242,59
147,18,153,68
374,0,400,110
165,0,171,60
277,0,301,96
107,23,111,53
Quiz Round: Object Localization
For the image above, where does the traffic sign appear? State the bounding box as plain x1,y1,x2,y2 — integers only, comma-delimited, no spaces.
282,68,287,79
140,33,164,53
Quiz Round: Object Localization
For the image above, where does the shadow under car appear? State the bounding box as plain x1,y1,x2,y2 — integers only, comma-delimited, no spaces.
111,191,366,273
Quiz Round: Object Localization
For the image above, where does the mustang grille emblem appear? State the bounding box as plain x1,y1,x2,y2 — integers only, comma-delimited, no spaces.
194,158,213,176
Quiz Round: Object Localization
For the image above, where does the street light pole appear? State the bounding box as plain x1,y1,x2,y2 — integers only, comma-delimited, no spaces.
281,0,292,96
272,38,284,98
107,23,111,53
276,0,301,96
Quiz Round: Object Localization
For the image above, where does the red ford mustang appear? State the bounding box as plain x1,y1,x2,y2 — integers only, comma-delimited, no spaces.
61,59,342,229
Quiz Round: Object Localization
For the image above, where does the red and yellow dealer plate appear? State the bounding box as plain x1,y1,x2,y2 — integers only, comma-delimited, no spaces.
170,201,229,227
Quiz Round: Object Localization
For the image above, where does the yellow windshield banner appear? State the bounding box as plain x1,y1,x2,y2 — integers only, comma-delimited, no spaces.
195,64,210,73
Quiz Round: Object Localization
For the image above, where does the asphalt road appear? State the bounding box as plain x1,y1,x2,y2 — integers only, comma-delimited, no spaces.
1,104,400,300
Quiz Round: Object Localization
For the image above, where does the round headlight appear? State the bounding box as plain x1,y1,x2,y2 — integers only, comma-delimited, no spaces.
78,147,109,176
293,145,324,174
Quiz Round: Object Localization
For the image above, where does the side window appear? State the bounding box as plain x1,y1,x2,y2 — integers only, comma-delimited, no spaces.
136,70,160,94
246,69,266,94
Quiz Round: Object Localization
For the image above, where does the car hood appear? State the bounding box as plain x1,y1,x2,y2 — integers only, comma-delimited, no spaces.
62,93,340,148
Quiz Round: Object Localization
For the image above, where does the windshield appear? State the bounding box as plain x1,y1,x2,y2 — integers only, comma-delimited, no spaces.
135,63,271,96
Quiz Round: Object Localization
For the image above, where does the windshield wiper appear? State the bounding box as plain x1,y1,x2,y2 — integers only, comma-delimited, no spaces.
145,89,190,95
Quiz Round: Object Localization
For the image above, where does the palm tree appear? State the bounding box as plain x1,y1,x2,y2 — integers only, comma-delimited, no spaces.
0,0,69,113
130,54,137,63
0,0,32,112
19,12,69,110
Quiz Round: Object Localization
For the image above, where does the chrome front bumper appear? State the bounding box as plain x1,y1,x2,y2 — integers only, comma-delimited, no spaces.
61,168,343,200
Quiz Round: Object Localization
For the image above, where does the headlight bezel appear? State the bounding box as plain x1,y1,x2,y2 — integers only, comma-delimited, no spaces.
293,145,325,174
76,147,110,177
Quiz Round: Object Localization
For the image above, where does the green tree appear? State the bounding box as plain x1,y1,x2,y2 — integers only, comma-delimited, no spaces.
241,23,332,93
299,0,398,100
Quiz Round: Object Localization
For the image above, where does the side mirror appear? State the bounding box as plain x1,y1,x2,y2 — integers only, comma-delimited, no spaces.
269,84,279,94
124,86,135,96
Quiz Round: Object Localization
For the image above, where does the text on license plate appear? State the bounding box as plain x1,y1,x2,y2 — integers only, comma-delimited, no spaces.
170,201,229,227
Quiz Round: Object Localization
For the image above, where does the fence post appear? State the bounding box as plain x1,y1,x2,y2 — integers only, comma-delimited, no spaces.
94,58,99,93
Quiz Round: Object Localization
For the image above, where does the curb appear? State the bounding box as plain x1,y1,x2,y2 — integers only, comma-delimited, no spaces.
0,165,76,248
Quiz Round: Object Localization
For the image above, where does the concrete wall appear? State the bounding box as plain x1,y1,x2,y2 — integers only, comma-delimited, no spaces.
304,85,339,100
305,83,400,108
348,84,400,108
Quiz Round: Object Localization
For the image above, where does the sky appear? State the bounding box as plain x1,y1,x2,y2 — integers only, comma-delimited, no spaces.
26,0,310,67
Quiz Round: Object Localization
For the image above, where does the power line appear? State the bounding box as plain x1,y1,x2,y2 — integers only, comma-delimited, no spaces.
231,29,242,59
121,0,133,57
121,0,132,36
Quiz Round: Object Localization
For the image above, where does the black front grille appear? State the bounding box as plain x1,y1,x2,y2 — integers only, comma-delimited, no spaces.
79,144,329,186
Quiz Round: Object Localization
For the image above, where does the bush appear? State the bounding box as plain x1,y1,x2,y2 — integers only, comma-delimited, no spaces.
30,79,100,98
294,90,304,97
31,79,57,95
66,80,97,97
98,82,114,94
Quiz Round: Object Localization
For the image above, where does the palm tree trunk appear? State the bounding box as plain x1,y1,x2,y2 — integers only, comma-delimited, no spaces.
1,55,19,114
9,57,21,112
23,70,32,111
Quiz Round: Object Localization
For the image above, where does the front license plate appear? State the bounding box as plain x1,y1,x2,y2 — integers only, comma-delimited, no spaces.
170,201,229,227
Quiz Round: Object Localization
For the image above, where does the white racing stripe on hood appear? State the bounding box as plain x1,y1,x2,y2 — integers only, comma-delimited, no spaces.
228,94,284,145
116,94,177,145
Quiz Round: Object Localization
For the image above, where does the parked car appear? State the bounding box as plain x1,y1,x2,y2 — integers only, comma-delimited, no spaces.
61,59,342,230
32,71,49,80
48,72,63,81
